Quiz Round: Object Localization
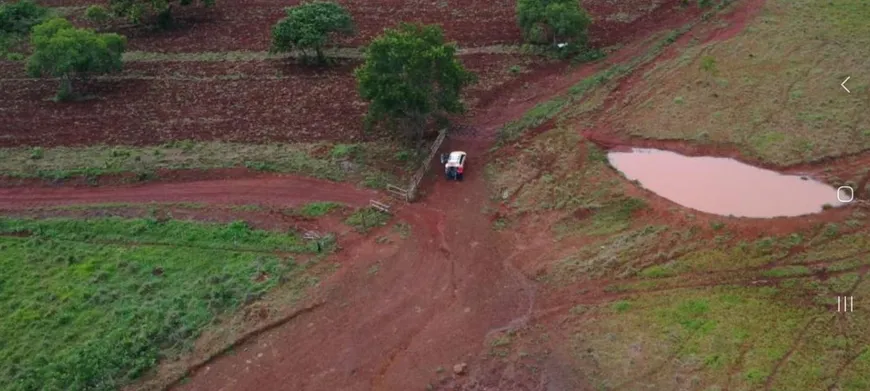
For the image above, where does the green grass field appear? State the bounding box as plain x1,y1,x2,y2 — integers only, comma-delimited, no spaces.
0,217,322,391
0,141,411,189
613,0,870,165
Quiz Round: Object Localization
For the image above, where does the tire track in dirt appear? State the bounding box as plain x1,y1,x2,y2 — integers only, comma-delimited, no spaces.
828,347,868,390
483,246,541,341
763,315,828,391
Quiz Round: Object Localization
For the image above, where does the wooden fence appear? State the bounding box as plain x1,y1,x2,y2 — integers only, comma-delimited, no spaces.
369,199,391,214
384,128,448,203
407,128,448,202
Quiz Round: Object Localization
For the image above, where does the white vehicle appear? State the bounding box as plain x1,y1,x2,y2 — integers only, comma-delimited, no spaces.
440,151,467,181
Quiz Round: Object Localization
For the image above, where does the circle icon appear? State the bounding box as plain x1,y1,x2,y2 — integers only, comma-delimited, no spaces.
837,186,854,203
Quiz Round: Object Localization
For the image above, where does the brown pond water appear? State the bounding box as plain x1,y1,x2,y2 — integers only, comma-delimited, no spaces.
607,148,846,218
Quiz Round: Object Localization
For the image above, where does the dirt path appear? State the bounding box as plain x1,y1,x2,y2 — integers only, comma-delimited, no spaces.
0,175,378,210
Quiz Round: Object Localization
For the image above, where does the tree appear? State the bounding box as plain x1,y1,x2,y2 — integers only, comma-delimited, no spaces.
355,23,475,143
108,0,215,27
0,0,48,34
26,18,127,101
271,1,354,64
517,0,591,46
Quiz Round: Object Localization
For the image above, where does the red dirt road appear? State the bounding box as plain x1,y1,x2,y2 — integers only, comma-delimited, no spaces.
0,175,377,210
152,141,527,391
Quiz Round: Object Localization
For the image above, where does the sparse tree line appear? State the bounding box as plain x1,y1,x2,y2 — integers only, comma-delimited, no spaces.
1,0,599,140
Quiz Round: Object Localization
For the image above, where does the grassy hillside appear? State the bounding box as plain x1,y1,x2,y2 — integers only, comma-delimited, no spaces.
483,1,870,389
608,0,870,165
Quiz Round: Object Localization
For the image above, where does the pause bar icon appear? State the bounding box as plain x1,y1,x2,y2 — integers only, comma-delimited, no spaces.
837,296,854,312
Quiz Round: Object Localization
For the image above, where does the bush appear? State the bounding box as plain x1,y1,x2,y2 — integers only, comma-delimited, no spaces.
26,18,127,101
271,1,354,64
108,0,215,27
85,5,112,26
0,0,49,34
345,207,391,232
516,0,591,48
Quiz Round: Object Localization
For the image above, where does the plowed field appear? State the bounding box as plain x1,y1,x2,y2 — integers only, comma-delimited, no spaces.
0,54,558,147
40,0,696,52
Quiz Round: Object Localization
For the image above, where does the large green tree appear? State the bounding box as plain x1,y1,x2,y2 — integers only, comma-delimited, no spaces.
516,0,591,46
271,1,354,64
109,0,215,27
0,0,48,34
354,23,475,142
26,18,127,101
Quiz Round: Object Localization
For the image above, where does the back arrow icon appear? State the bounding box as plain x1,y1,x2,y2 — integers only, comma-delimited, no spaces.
842,76,851,93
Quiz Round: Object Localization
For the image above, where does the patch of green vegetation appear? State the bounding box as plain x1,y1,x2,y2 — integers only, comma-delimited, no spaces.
639,262,679,278
611,300,631,313
761,265,812,278
0,216,319,391
330,143,360,159
569,287,822,389
392,222,411,239
498,97,568,143
344,207,391,233
793,233,870,264
0,141,404,189
492,217,508,231
585,197,647,235
668,244,773,273
555,225,668,282
298,202,342,217
0,217,317,253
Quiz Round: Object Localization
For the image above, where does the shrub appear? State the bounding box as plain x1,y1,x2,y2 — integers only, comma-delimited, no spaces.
108,0,215,27
0,0,48,34
26,18,127,101
345,207,391,232
516,0,591,48
700,55,717,75
271,1,354,64
85,5,112,27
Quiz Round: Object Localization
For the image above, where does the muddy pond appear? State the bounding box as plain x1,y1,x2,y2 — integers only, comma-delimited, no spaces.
607,148,847,218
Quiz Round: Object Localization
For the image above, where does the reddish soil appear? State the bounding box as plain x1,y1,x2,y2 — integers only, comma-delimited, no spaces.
0,2,788,391
42,0,696,52
0,54,554,148
55,0,522,51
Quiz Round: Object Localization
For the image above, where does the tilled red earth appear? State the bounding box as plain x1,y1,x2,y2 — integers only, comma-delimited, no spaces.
40,0,694,52
0,54,559,147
